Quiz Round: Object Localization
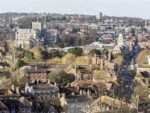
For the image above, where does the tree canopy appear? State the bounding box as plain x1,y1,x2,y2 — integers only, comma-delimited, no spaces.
68,47,83,56
48,70,75,86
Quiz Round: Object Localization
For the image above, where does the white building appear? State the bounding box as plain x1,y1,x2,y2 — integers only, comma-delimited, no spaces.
96,12,103,20
32,22,42,31
15,29,38,49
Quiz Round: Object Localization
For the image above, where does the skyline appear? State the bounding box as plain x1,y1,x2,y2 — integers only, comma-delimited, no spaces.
0,0,150,19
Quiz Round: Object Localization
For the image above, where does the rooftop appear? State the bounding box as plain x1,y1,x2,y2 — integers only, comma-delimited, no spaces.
31,84,59,91
0,101,8,110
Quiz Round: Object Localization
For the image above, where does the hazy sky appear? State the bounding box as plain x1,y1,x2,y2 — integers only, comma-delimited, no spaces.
0,0,149,19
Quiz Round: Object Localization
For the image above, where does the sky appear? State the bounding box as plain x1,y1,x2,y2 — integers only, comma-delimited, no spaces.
0,0,149,19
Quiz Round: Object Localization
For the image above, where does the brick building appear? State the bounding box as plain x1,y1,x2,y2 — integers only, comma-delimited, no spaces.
25,69,47,84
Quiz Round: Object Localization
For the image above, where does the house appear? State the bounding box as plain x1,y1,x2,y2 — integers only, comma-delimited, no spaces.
0,101,9,113
0,95,32,113
65,66,93,80
84,96,136,113
136,69,150,88
136,55,150,88
2,97,32,113
69,80,100,98
92,53,115,70
25,83,59,100
66,95,93,113
24,68,47,84
137,96,150,113
32,93,67,113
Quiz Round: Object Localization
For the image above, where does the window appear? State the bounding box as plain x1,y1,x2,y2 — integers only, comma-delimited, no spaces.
28,107,30,112
11,108,15,112
52,95,55,99
22,107,25,112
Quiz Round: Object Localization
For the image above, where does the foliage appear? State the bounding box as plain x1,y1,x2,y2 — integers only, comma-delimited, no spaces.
138,64,150,68
48,70,75,86
133,85,150,102
0,76,12,88
60,29,97,46
68,47,83,56
23,50,34,62
89,49,109,59
75,56,91,65
89,49,101,56
93,70,108,79
49,49,62,59
113,53,123,59
57,42,65,48
30,47,43,61
62,53,76,64
71,27,80,34
113,54,124,66
129,70,136,76
16,59,26,69
48,57,62,64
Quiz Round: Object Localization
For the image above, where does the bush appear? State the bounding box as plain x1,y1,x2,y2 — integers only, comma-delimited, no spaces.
89,49,101,56
68,47,83,56
48,70,75,86
16,59,26,69
23,50,34,62
62,53,76,64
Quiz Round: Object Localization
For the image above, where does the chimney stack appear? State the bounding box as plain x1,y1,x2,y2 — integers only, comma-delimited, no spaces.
58,93,60,98
90,65,92,71
80,90,83,95
16,87,20,94
100,59,103,70
47,79,51,84
11,84,15,91
108,50,111,61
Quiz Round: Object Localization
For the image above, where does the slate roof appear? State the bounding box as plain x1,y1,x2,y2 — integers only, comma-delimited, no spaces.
25,69,47,73
31,84,59,91
66,95,92,103
0,101,8,110
19,97,31,107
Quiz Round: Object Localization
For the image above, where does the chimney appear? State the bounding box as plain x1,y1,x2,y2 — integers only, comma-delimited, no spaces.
108,50,111,61
35,66,38,70
75,64,77,76
90,65,92,71
54,82,57,87
62,93,65,98
16,87,20,94
87,89,91,95
58,93,61,98
100,59,103,70
80,90,83,95
60,93,67,108
47,79,51,84
11,84,15,91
